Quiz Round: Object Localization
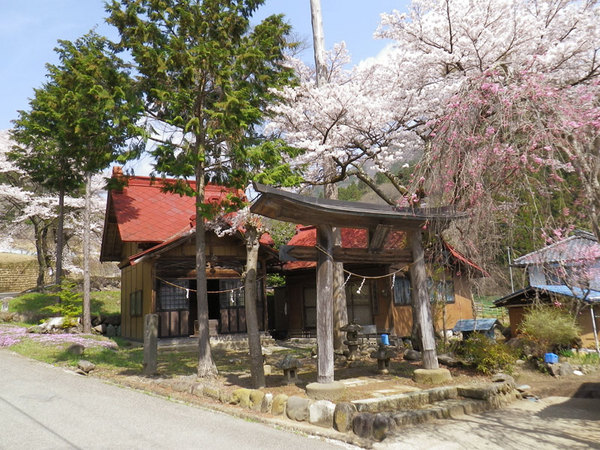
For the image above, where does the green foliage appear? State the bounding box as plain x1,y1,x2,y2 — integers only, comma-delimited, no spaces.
519,305,581,353
266,273,285,288
9,289,121,324
571,352,600,365
9,292,58,315
457,333,517,374
338,180,369,201
263,218,296,248
107,0,297,201
42,280,82,325
90,291,121,316
10,31,144,188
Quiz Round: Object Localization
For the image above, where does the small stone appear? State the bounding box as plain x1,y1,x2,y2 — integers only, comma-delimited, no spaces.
547,363,561,377
491,373,514,385
249,390,265,411
191,383,205,396
272,394,288,416
559,362,574,377
353,413,375,439
573,370,584,376
413,368,452,384
203,384,221,401
261,393,273,413
516,384,531,392
309,400,335,428
438,353,460,367
263,364,272,376
404,349,422,361
77,360,95,374
67,343,85,356
333,402,357,433
231,388,252,408
286,396,311,422
373,414,395,441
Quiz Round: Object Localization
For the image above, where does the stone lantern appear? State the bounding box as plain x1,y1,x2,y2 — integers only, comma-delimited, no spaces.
340,321,362,360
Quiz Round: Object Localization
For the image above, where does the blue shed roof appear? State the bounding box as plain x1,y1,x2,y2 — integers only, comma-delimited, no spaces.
532,285,600,303
453,319,500,332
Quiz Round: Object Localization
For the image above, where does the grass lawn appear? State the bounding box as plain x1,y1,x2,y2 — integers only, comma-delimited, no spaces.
9,290,121,324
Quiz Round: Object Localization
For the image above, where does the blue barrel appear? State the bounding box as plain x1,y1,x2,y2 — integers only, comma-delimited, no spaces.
380,333,390,346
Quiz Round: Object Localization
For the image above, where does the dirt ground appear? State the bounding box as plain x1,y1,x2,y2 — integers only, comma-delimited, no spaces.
97,340,600,405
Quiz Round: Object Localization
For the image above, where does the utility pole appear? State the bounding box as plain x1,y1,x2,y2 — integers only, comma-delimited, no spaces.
310,0,327,86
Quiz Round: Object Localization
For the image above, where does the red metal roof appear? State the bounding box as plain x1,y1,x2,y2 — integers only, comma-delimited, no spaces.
284,226,486,275
284,226,406,270
110,176,238,243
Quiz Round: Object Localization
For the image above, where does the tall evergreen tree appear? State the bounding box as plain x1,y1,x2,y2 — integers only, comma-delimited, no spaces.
11,32,144,331
106,0,295,377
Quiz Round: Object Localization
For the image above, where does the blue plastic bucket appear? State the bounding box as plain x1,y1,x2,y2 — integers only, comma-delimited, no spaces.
380,333,390,346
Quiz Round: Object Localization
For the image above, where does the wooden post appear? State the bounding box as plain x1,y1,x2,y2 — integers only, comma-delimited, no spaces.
316,224,335,383
143,313,158,376
408,229,439,370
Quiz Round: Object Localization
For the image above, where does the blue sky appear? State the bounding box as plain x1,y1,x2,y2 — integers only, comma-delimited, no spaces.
0,1,409,131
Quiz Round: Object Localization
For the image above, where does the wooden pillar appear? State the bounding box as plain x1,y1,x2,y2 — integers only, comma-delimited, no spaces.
316,224,335,383
408,229,439,370
143,313,158,376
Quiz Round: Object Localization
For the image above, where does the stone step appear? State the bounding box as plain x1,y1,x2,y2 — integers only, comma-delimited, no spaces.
353,398,492,441
351,380,521,441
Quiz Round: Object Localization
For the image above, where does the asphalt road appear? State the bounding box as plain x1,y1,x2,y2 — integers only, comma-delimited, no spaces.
0,350,346,450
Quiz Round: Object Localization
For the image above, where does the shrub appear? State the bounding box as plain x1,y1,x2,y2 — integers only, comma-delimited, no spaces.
41,279,82,327
519,305,581,354
457,333,517,374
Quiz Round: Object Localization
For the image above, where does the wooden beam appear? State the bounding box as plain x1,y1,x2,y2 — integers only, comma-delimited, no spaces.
316,225,334,383
280,245,412,264
408,229,439,370
368,224,393,252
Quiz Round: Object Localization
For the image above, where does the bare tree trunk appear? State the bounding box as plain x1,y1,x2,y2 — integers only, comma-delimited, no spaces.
55,185,65,285
82,172,92,333
32,217,50,288
409,229,439,369
244,225,265,388
196,166,218,378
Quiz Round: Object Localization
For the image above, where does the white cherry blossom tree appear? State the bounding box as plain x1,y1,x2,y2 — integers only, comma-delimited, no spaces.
268,0,600,205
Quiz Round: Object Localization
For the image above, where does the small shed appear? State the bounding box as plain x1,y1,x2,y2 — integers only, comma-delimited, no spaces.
453,318,502,340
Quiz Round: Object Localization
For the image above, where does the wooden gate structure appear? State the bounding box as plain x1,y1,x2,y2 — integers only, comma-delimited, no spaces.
250,183,462,384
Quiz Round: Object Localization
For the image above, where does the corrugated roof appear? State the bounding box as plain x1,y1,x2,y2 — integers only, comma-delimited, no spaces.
513,230,599,266
532,284,600,302
494,284,600,307
110,176,238,243
453,318,500,332
283,226,406,270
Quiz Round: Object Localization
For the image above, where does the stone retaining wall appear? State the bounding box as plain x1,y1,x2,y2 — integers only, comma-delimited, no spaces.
152,376,520,442
0,260,37,292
